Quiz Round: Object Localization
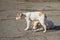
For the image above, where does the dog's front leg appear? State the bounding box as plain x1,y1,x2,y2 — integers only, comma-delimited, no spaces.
24,18,30,31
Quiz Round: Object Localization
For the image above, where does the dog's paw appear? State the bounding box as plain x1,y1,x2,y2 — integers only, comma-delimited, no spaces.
43,30,46,33
24,28,29,31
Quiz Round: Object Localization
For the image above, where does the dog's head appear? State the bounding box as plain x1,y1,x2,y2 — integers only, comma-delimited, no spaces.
16,11,22,20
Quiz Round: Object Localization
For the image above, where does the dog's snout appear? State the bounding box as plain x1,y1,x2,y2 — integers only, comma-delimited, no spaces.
16,17,18,20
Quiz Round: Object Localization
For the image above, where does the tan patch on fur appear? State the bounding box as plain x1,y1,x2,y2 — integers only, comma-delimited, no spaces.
32,21,42,29
39,12,47,19
39,12,43,16
44,13,47,19
36,22,42,28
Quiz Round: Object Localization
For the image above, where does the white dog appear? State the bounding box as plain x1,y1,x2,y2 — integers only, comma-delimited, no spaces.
16,11,47,32
32,19,54,32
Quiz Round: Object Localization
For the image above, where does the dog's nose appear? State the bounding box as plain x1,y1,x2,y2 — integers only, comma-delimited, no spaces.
16,17,21,20
16,18,18,20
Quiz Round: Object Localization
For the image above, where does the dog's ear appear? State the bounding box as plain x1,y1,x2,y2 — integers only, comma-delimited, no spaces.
17,11,22,17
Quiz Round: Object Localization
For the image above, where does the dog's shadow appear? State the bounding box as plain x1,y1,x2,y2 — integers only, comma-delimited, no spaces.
46,25,60,32
36,25,60,32
53,25,60,31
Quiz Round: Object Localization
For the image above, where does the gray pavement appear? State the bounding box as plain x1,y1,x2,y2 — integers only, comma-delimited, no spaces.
0,0,60,40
